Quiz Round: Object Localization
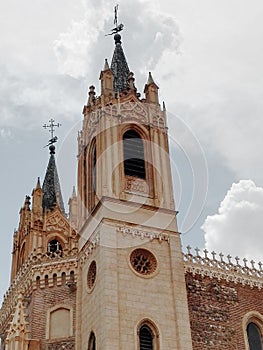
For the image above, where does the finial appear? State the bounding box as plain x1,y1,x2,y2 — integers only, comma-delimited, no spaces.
72,186,77,197
147,72,154,85
104,58,110,70
24,195,31,209
128,71,136,91
43,119,61,152
49,145,55,155
105,5,124,38
36,177,41,189
88,85,96,106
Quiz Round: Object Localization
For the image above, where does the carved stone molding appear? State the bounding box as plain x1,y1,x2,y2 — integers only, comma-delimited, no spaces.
79,233,100,266
47,340,75,350
117,226,170,243
184,247,263,289
125,176,148,195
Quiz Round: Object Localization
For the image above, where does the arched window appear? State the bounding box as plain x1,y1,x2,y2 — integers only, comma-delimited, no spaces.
47,239,62,257
88,331,96,350
247,322,262,350
88,139,97,211
123,130,146,179
93,145,97,192
139,325,153,350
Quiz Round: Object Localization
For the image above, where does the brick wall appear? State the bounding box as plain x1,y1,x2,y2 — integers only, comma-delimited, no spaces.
28,275,76,350
186,272,263,349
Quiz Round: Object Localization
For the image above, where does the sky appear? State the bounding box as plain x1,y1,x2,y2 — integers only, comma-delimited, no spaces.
1,0,263,301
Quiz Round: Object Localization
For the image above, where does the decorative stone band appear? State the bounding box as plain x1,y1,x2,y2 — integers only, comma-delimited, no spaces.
47,339,75,350
78,233,100,266
117,226,170,243
125,176,149,195
79,101,167,156
183,246,263,289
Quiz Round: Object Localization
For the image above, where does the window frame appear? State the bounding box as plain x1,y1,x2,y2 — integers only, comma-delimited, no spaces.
46,305,73,339
121,125,154,198
123,129,146,179
137,319,159,350
243,312,263,350
88,331,96,350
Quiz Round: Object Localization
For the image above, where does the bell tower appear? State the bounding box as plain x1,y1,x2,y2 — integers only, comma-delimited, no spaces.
76,22,193,350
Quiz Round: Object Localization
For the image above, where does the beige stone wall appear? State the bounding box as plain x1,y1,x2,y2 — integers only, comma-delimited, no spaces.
78,217,193,350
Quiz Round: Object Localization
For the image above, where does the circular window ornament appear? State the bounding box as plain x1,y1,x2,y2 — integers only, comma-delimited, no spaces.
130,249,157,276
87,261,97,291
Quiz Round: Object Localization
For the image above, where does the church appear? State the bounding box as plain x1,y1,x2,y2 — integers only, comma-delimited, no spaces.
0,19,263,350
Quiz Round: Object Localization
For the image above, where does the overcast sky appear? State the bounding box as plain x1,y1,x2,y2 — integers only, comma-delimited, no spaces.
1,0,263,301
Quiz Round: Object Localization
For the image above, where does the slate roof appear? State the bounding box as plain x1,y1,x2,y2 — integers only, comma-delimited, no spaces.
42,145,65,214
110,33,130,94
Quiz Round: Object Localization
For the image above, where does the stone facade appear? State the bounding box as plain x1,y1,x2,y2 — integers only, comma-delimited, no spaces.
184,247,263,350
1,30,263,350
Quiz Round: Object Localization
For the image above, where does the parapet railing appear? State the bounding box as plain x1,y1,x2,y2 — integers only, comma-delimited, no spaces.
183,245,263,288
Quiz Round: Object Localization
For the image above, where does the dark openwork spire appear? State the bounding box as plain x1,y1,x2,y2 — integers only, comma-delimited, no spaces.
106,5,129,94
42,145,65,214
110,33,130,94
42,119,65,214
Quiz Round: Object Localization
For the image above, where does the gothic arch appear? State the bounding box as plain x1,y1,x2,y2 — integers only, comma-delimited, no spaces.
121,125,154,196
123,129,146,179
88,331,96,350
243,311,263,350
45,234,66,257
136,318,160,350
46,233,67,246
87,137,97,211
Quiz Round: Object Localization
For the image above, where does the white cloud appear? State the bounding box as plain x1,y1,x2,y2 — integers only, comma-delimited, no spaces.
202,180,263,263
53,0,181,89
155,0,263,185
0,128,12,140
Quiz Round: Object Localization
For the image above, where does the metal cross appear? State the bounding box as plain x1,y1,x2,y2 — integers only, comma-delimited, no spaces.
114,4,119,27
105,5,124,36
43,119,61,139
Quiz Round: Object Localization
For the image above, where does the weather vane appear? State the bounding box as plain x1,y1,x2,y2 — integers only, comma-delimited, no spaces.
43,118,61,147
106,4,124,36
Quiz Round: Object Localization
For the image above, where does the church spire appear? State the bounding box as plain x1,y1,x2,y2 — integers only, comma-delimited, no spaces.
110,33,130,94
107,6,129,94
42,119,65,214
42,145,65,214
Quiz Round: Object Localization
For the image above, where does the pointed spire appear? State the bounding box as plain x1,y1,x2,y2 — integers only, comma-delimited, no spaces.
68,186,77,229
36,177,41,189
144,72,159,104
72,186,76,197
110,33,130,94
32,177,43,218
147,72,155,85
103,58,110,71
100,60,114,99
42,145,65,214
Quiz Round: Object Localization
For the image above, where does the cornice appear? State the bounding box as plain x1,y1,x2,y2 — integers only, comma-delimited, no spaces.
184,246,263,289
